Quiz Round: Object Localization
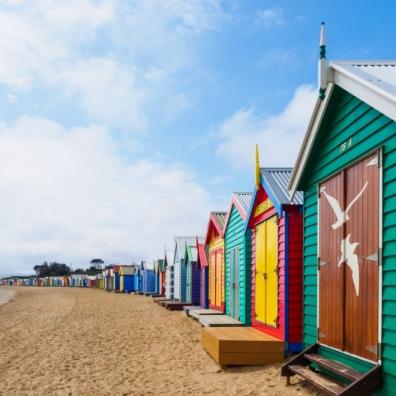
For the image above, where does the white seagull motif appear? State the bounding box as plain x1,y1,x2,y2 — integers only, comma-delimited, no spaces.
338,234,360,296
321,181,368,230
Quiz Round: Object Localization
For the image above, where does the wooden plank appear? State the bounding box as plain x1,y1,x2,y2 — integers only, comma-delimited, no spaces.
183,305,201,314
305,354,363,381
199,314,242,327
189,309,224,319
203,327,284,353
219,352,283,366
288,365,345,395
201,327,284,366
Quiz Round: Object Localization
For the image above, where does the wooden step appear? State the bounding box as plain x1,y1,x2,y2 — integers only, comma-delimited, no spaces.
305,354,363,382
288,365,345,395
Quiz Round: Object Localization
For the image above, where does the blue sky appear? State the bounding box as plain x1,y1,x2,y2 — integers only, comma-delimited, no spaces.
0,0,395,275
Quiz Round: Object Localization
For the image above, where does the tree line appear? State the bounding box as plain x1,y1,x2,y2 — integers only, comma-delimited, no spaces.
33,259,104,277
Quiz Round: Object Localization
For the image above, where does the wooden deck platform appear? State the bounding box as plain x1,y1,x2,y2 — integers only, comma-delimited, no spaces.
199,314,243,327
201,327,284,366
163,301,192,311
153,298,171,304
188,308,223,319
183,305,201,314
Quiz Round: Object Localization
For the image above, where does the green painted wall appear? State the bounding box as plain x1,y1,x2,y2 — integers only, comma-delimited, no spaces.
224,206,251,325
299,86,396,395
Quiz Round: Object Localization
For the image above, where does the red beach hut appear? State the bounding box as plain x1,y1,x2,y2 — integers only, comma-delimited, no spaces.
197,240,208,308
246,147,303,353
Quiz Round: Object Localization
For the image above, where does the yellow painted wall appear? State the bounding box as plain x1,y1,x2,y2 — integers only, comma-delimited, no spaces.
255,216,278,326
208,237,225,308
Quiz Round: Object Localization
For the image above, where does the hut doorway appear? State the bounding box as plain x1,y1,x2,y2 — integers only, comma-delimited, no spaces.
255,216,278,327
318,151,380,362
209,250,223,308
229,247,240,320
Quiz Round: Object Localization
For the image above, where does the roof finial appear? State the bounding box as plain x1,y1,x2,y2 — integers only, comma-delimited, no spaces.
318,22,328,100
255,144,260,188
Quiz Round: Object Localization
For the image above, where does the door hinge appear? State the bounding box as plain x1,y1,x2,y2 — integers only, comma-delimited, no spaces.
263,272,267,280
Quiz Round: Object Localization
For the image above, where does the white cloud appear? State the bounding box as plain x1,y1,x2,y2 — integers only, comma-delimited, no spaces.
0,0,226,129
256,7,285,27
53,57,148,131
0,116,214,275
216,85,317,169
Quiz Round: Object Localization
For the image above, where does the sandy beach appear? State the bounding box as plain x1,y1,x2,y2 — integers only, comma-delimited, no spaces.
0,288,15,306
0,288,316,396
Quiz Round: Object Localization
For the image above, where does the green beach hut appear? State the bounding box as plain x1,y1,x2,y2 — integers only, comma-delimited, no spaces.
223,192,253,324
283,24,395,395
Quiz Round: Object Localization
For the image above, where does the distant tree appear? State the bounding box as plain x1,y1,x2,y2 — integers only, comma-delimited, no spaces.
73,268,85,274
33,261,71,277
90,258,104,270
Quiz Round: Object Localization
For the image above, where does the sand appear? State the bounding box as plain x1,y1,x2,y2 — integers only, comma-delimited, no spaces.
0,288,316,396
0,288,15,306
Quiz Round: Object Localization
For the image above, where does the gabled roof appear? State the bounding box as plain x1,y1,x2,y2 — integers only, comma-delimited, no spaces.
204,211,227,245
119,265,136,275
261,168,303,206
174,236,202,264
212,211,227,231
289,60,396,195
197,242,208,267
245,168,302,231
223,192,253,232
164,249,173,268
234,192,253,213
185,245,198,262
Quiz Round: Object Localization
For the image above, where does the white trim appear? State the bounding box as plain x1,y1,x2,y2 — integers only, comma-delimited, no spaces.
333,65,396,122
289,62,396,196
289,83,334,197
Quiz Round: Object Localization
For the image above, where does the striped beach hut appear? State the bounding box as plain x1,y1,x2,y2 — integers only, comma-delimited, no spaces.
164,249,174,299
184,239,203,305
205,211,227,312
197,241,209,308
224,192,253,324
173,237,197,302
119,265,135,293
283,25,390,395
246,148,303,353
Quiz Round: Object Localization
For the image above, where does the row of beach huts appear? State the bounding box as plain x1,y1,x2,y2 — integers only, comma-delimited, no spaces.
2,27,396,395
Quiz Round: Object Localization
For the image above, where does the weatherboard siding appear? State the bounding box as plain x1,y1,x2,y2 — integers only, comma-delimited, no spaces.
225,206,251,325
301,86,396,395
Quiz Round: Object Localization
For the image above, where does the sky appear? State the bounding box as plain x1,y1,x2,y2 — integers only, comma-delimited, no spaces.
1,0,396,275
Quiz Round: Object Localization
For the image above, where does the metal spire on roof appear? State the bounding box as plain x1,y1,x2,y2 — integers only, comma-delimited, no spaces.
255,144,260,188
318,22,328,100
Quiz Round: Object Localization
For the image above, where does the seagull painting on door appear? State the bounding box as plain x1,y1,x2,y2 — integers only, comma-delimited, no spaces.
318,152,379,361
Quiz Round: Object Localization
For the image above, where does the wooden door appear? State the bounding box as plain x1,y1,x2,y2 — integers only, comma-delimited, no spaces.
209,252,216,306
229,248,240,320
255,217,278,326
319,152,380,361
255,222,266,323
186,263,191,303
215,251,222,307
265,216,278,327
